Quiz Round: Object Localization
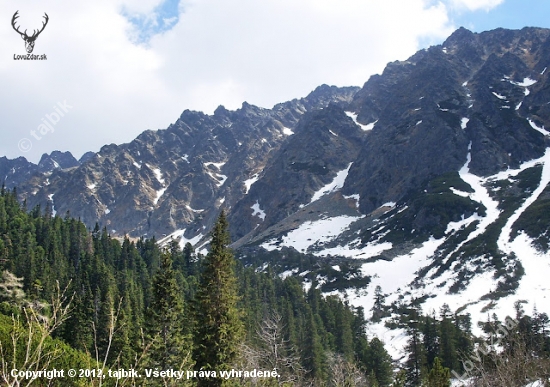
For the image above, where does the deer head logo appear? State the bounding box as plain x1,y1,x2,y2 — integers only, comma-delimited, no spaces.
11,11,49,54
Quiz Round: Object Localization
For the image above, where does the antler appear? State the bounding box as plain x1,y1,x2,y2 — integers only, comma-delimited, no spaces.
11,11,26,38
30,13,49,39
11,11,49,39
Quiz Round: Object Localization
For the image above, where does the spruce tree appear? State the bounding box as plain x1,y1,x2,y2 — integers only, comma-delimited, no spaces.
193,211,243,387
423,312,439,369
146,251,192,373
438,305,457,371
302,304,325,381
371,285,387,322
183,242,197,276
405,308,425,387
366,337,393,387
423,357,450,387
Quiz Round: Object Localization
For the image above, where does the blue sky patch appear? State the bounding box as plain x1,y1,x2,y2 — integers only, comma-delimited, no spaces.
124,0,181,44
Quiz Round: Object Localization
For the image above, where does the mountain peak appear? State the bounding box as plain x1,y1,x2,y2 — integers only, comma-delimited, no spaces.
442,26,475,47
37,151,79,173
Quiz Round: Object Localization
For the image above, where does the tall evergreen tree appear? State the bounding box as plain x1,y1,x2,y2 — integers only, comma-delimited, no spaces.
438,305,457,371
423,312,439,369
193,211,243,387
366,337,394,387
405,308,425,387
183,242,197,276
453,313,473,367
146,251,192,373
371,285,387,322
302,304,325,381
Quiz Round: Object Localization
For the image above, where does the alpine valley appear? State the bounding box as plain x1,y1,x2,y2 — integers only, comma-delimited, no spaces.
3,26,550,359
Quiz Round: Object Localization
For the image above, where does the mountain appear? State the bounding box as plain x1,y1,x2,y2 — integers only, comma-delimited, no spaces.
3,26,550,356
9,84,358,238
37,151,79,173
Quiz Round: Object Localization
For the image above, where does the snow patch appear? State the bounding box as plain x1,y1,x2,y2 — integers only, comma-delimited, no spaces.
460,117,469,129
47,194,56,216
158,229,204,250
261,215,365,255
343,194,360,208
449,187,470,197
342,237,446,354
309,163,353,204
251,201,266,221
498,148,550,254
445,213,482,234
185,204,204,213
528,119,550,136
282,127,294,136
244,174,260,194
204,161,228,187
510,77,537,87
345,111,376,131
279,269,298,280
320,240,393,259
492,92,507,100
154,169,165,184
149,167,167,204
154,187,167,205
453,142,501,250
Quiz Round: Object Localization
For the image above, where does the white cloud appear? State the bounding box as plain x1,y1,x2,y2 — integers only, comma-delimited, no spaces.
449,0,504,12
0,0,456,163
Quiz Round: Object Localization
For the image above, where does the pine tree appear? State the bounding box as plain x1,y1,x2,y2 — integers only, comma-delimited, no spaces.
193,211,243,387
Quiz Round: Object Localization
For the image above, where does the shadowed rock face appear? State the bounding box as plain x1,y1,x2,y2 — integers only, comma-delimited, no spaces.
343,27,550,215
228,104,366,241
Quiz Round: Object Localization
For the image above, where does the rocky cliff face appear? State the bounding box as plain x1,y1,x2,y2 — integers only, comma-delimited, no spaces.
344,27,550,215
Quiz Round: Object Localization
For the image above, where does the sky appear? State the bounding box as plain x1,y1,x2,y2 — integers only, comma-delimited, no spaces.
0,0,549,163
